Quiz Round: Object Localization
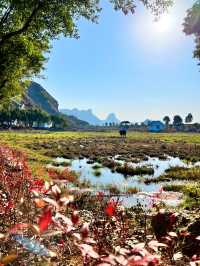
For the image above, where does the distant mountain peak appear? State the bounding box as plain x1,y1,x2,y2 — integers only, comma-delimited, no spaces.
105,113,120,124
22,81,89,129
60,108,120,126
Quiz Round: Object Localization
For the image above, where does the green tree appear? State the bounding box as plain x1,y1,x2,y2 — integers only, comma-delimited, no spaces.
0,108,10,127
51,114,67,129
173,115,183,126
184,1,200,64
163,116,170,127
185,113,193,124
19,109,30,127
0,106,52,128
34,109,49,127
0,0,172,102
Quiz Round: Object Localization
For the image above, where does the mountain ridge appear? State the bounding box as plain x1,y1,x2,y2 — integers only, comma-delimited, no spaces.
60,108,120,126
22,82,89,128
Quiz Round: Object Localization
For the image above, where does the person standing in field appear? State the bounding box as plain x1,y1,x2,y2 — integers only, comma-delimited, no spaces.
119,121,130,138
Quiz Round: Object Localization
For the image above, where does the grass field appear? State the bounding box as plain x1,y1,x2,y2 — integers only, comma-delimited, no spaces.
1,130,200,144
1,130,200,207
1,130,200,164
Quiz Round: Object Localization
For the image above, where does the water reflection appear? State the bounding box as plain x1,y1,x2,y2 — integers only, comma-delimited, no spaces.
50,156,196,207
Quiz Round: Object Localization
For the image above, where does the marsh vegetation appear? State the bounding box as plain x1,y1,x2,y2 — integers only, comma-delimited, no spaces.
1,131,200,265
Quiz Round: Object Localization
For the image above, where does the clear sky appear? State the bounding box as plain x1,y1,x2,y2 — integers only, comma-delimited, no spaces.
36,0,200,123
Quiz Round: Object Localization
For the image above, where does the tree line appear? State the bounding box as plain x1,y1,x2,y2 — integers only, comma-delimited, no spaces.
0,108,67,129
163,113,193,127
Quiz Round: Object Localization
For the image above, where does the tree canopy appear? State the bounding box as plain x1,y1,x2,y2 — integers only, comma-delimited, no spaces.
0,106,68,129
173,115,183,126
184,1,200,64
185,113,193,124
163,116,170,126
0,0,172,102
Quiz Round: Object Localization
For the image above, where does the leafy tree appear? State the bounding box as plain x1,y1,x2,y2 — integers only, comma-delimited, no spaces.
185,113,193,124
33,109,49,127
163,116,170,126
0,108,10,127
173,115,183,126
51,114,67,129
183,1,200,64
26,109,37,127
19,110,30,127
0,107,52,128
0,0,172,102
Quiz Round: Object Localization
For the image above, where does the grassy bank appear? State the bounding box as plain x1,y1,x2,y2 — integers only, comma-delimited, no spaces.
0,130,200,179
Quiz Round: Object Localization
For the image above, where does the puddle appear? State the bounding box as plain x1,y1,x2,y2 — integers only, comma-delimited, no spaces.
114,156,195,178
70,158,159,192
48,156,199,207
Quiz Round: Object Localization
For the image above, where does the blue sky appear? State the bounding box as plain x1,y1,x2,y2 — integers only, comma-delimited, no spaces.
36,0,200,122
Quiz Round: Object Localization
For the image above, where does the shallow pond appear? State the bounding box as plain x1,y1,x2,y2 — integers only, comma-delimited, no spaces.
50,155,196,207
70,156,197,187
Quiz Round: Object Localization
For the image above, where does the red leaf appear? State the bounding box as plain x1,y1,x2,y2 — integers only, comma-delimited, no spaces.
38,209,52,233
104,200,117,217
81,223,89,239
71,210,79,225
9,223,30,234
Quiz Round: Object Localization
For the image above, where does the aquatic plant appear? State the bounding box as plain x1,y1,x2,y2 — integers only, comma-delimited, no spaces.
92,164,102,170
126,186,141,194
116,163,154,176
52,160,72,167
93,169,102,177
163,183,186,192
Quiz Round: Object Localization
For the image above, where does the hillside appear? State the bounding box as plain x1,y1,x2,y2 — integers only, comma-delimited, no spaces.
23,82,89,129
24,82,59,114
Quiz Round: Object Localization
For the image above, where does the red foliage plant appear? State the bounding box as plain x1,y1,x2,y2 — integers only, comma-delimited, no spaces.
47,168,78,183
104,199,118,217
0,146,197,266
0,146,32,216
